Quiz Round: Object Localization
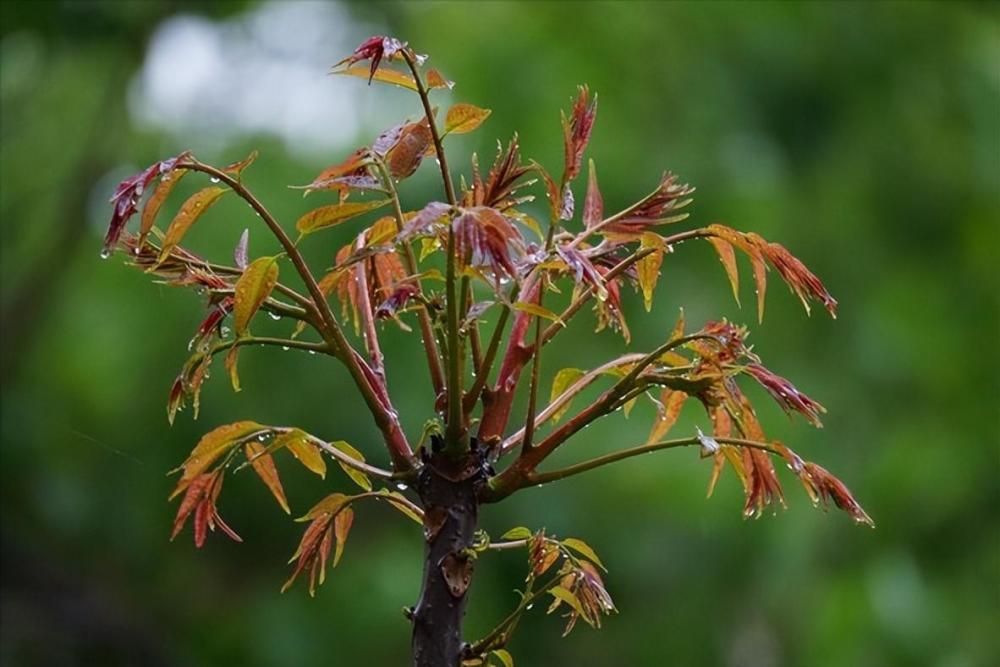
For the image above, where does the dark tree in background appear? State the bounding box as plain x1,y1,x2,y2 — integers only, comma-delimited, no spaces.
103,36,871,666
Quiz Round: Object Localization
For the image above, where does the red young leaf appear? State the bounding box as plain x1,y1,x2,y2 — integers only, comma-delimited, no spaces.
561,85,597,185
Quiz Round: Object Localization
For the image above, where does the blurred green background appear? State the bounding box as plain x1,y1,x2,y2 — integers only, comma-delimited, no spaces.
2,1,997,666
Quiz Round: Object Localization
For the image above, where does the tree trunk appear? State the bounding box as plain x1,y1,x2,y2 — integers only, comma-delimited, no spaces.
411,440,485,667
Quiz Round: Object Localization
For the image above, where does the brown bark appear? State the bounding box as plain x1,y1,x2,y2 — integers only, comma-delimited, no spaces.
410,438,486,667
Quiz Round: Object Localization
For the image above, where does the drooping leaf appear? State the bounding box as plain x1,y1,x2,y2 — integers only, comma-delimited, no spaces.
299,493,351,522
647,389,687,444
549,368,585,423
105,152,188,254
157,186,227,262
636,233,665,311
444,103,492,135
139,168,188,246
751,251,768,324
245,441,290,514
170,421,266,499
708,237,740,306
224,344,241,392
333,507,354,567
330,440,373,491
333,65,418,90
233,256,279,334
382,490,424,524
296,199,390,235
561,538,606,570
272,429,327,479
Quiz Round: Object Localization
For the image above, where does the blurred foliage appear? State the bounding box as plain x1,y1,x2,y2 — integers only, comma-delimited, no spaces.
1,1,997,666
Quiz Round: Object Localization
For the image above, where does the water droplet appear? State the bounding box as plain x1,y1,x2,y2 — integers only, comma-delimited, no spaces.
308,350,316,355
209,177,220,184
526,603,534,610
220,326,231,337
99,248,111,259
269,312,282,321
281,346,290,351
395,482,408,491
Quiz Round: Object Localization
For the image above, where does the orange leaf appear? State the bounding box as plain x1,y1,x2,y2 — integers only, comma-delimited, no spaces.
636,233,665,312
646,389,687,444
296,199,390,235
708,237,740,306
333,507,354,567
444,103,492,135
139,169,188,245
245,442,290,514
233,256,279,334
170,421,265,499
157,186,227,262
333,65,418,90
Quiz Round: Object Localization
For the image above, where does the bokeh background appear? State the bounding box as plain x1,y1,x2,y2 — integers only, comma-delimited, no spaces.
2,1,997,666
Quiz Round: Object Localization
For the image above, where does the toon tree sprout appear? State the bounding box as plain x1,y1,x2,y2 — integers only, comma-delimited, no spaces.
103,35,872,667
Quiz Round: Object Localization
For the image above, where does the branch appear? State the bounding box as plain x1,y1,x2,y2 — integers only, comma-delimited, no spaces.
373,155,445,397
353,237,385,378
307,437,399,482
178,159,415,472
528,436,781,486
485,334,716,500
499,353,645,455
208,335,330,358
401,50,465,455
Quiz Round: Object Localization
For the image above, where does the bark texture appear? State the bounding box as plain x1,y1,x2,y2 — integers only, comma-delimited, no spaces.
411,439,485,667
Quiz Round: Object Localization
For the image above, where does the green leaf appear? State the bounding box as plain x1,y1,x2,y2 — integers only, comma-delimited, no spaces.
296,199,390,235
500,526,533,541
549,368,585,423
512,301,564,326
444,103,492,135
381,490,424,524
157,186,227,262
233,256,279,334
273,429,327,479
637,232,665,312
298,493,351,522
330,440,372,491
561,537,606,570
548,586,586,618
490,649,514,667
